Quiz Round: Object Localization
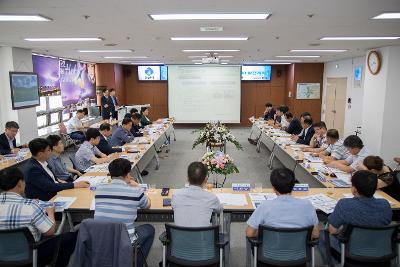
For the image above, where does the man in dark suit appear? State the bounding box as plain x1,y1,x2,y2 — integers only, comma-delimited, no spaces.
0,121,25,155
125,113,144,137
101,89,111,120
24,138,89,201
97,123,122,155
291,117,315,145
285,112,303,135
109,88,119,120
263,102,276,121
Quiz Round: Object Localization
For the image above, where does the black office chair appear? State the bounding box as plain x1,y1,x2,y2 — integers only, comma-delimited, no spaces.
159,224,229,267
69,154,85,174
0,227,60,267
325,223,400,267
247,225,317,267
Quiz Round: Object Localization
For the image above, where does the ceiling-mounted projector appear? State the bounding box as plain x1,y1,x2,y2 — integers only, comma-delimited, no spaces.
202,56,220,64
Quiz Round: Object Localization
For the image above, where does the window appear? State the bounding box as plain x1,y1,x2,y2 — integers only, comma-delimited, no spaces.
62,112,71,121
50,113,60,124
48,95,63,110
36,96,47,112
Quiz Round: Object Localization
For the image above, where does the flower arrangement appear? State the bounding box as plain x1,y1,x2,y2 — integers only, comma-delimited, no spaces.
192,122,242,150
201,151,239,177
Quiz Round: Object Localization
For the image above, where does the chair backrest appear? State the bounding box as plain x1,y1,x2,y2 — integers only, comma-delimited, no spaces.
380,171,400,201
344,224,399,262
257,225,313,266
0,227,35,266
165,223,220,266
88,106,100,117
69,154,83,173
58,122,67,134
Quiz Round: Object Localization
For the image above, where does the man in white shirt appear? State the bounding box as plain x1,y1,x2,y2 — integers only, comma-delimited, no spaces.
328,135,371,173
172,162,223,227
274,105,290,129
303,121,328,153
66,109,86,143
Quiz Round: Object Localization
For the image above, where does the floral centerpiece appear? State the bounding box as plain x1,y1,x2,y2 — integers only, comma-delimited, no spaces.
201,151,239,187
192,122,242,150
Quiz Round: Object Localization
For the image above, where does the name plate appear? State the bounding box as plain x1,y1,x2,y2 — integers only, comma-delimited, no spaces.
293,183,309,191
232,183,251,191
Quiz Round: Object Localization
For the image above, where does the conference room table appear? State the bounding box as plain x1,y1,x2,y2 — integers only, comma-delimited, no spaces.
0,150,32,171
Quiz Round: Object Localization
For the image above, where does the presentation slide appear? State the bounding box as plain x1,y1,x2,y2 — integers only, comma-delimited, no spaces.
138,66,161,80
168,65,241,123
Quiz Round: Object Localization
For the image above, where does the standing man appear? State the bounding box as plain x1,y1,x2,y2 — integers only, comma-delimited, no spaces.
101,89,111,120
109,88,119,120
0,121,26,155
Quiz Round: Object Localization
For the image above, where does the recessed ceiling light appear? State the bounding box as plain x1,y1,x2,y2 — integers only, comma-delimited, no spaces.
0,15,51,21
372,12,400,19
194,62,203,65
320,36,400,40
276,55,320,58
25,37,102,42
188,55,206,58
220,59,230,62
171,37,248,41
218,55,234,58
103,56,148,59
78,49,133,53
191,59,203,62
264,59,302,62
221,62,228,64
290,49,347,52
130,62,164,65
267,63,292,65
149,13,271,20
183,49,240,52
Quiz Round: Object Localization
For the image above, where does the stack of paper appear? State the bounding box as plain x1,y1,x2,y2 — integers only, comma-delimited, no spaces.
215,193,248,206
75,176,109,187
300,194,338,214
52,197,77,212
85,164,109,173
248,193,277,208
303,153,324,163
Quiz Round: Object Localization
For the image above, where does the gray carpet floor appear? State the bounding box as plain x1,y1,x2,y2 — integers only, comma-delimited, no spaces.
65,127,327,266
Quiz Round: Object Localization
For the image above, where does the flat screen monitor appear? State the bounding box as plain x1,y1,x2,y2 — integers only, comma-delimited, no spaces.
36,96,47,112
241,65,272,80
37,114,47,128
49,95,63,109
138,66,161,80
9,72,40,109
50,113,60,124
160,66,168,80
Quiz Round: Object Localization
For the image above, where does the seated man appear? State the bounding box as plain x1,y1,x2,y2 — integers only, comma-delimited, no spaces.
0,168,77,267
263,102,275,121
172,162,223,227
66,109,86,143
75,128,116,172
319,170,392,264
395,157,400,165
130,113,144,137
25,138,89,201
303,121,328,153
130,107,139,115
285,112,302,135
274,105,290,129
291,117,315,145
246,168,319,239
0,121,25,155
109,118,135,147
97,123,123,155
140,107,152,127
47,135,82,182
327,135,371,173
318,129,350,164
95,158,154,267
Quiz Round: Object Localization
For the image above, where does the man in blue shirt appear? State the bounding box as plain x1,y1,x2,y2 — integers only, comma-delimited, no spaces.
95,158,154,267
246,168,319,239
319,170,392,264
110,118,135,147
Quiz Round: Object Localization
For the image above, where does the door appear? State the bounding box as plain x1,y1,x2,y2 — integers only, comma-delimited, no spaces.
325,78,347,136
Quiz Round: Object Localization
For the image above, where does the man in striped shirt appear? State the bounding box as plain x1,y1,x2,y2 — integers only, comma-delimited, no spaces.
94,158,154,267
0,167,77,267
320,129,351,164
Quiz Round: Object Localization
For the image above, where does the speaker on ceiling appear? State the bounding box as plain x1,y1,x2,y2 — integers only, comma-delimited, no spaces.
277,69,282,77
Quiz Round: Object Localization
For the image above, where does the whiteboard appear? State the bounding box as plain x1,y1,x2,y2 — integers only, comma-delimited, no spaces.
296,83,320,99
168,65,241,123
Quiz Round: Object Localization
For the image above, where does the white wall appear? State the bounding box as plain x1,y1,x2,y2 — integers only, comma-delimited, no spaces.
0,47,38,144
322,56,365,137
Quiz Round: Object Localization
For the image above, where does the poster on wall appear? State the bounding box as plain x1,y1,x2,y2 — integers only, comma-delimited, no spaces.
32,55,61,96
296,83,320,99
59,59,96,106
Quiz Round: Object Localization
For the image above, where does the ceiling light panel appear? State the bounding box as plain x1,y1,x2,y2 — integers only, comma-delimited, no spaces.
149,13,270,20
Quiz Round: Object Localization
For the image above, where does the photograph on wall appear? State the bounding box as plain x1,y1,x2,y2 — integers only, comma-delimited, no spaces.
32,55,61,96
59,59,96,106
296,83,321,99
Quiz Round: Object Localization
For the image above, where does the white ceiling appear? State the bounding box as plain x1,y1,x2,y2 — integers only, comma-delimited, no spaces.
0,0,399,64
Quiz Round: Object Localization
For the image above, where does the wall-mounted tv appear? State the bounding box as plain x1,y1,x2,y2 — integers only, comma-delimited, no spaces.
9,72,40,109
160,65,168,80
241,65,272,81
138,66,161,80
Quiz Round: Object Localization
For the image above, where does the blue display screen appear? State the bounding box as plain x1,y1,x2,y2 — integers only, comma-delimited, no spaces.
241,65,272,80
